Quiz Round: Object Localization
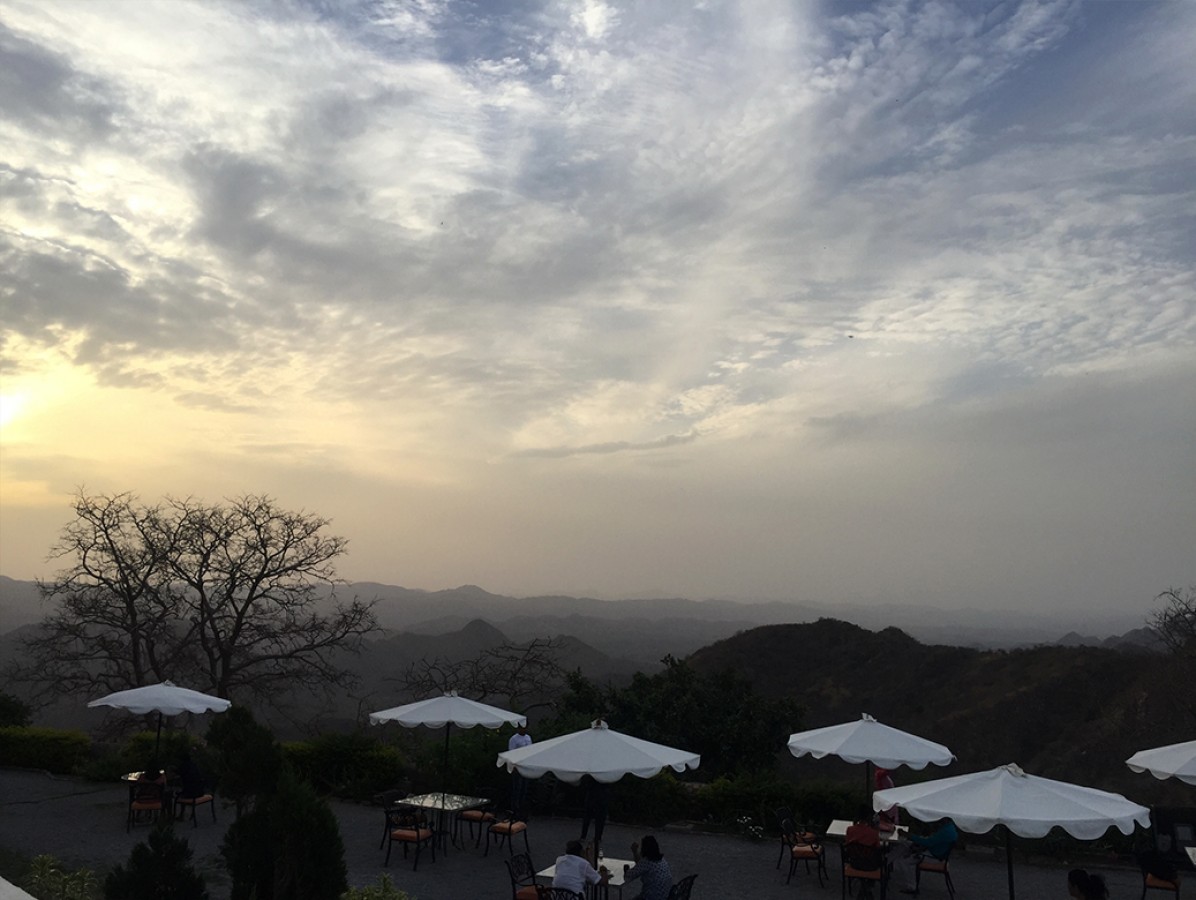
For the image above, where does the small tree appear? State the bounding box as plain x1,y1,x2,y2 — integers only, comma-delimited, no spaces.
104,825,208,900
0,691,32,727
205,706,282,818
222,767,348,900
17,490,378,706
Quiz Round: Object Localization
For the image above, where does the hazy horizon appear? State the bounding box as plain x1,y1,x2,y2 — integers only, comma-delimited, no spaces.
1,1,1193,619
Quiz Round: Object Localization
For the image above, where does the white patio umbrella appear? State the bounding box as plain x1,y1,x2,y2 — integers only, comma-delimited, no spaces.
1127,739,1196,786
370,691,526,801
87,680,232,761
787,712,955,800
874,763,1151,900
497,719,700,860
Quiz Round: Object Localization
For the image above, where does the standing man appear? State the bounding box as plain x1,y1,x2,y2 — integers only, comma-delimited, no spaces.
508,721,532,819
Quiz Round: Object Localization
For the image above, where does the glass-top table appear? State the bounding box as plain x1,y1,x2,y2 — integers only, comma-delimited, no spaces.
392,792,490,849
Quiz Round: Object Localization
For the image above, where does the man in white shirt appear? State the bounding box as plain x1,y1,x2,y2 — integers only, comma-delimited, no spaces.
552,840,608,896
508,722,532,818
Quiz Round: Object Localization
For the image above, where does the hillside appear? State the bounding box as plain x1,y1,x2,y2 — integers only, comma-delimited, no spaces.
687,618,1189,804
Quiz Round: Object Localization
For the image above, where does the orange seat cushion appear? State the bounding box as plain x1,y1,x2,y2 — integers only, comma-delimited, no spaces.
1145,874,1180,890
459,810,496,822
843,866,882,880
391,827,432,842
130,801,162,811
515,888,538,900
177,794,213,805
918,860,948,873
492,821,527,834
792,845,822,859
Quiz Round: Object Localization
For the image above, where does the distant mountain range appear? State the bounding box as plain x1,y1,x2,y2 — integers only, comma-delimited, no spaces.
0,575,1157,667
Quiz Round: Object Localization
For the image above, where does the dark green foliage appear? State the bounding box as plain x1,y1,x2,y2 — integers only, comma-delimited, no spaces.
222,767,348,900
283,732,407,800
222,808,271,900
551,657,802,777
0,691,32,727
269,768,348,900
0,726,90,773
104,824,207,900
206,707,282,816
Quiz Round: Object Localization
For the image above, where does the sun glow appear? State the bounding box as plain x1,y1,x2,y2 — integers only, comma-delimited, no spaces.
0,393,26,430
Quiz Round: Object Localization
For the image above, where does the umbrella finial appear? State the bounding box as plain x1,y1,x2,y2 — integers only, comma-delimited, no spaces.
1001,763,1026,777
445,690,458,697
591,719,609,730
861,713,876,722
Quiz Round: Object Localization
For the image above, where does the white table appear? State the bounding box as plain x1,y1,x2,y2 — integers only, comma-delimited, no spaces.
1186,846,1196,866
537,856,635,898
826,819,908,843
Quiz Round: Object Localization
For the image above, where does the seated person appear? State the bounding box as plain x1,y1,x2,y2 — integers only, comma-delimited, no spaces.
177,750,207,799
843,808,884,899
625,835,673,900
845,807,881,847
1067,868,1109,899
552,840,608,897
892,817,958,894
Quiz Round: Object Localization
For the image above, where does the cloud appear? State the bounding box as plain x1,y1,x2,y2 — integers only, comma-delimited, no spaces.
0,0,1191,611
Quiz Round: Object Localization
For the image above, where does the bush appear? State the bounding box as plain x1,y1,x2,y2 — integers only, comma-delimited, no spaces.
0,691,32,727
283,732,407,800
104,825,207,900
223,766,348,900
0,727,91,773
24,854,98,900
206,707,282,817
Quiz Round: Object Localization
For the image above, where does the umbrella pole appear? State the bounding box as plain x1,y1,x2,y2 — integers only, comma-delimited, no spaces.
154,712,163,769
1003,825,1015,900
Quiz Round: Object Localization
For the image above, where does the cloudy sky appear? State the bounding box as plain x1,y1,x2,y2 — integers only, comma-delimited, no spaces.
1,0,1193,621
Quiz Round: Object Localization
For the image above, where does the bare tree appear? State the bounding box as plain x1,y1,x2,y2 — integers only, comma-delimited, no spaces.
17,490,378,703
394,637,568,712
19,491,187,699
1150,586,1196,721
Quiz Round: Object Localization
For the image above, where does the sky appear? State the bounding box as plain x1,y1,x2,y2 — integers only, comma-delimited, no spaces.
1,0,1193,621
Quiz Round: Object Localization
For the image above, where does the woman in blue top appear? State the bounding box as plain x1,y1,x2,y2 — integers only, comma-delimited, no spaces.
625,835,672,900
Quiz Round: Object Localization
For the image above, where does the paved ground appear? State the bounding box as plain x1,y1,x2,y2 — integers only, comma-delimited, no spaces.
0,768,1150,898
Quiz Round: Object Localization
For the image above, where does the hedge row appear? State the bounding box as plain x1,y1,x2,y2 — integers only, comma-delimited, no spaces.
0,726,91,773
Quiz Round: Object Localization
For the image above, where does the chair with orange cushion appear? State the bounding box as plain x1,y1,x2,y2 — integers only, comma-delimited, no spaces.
783,818,827,886
173,788,217,827
126,779,167,833
458,791,497,847
486,809,531,858
384,807,436,870
1139,850,1181,898
841,840,890,900
915,840,956,898
505,852,539,900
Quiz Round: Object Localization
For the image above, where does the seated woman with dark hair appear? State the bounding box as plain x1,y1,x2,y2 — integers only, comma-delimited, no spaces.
1067,868,1108,899
625,835,673,900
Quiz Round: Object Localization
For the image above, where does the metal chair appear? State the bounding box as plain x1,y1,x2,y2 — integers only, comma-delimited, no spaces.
535,888,581,900
783,818,827,887
383,807,436,870
126,779,168,833
486,809,531,858
914,841,956,898
173,788,217,827
841,840,889,900
667,873,698,900
774,806,795,868
458,790,497,847
505,852,540,900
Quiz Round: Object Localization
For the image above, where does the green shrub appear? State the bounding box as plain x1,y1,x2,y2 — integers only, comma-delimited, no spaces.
223,766,349,900
341,874,414,899
283,732,407,800
0,691,32,727
24,854,98,900
206,707,282,817
104,825,207,900
0,727,91,773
